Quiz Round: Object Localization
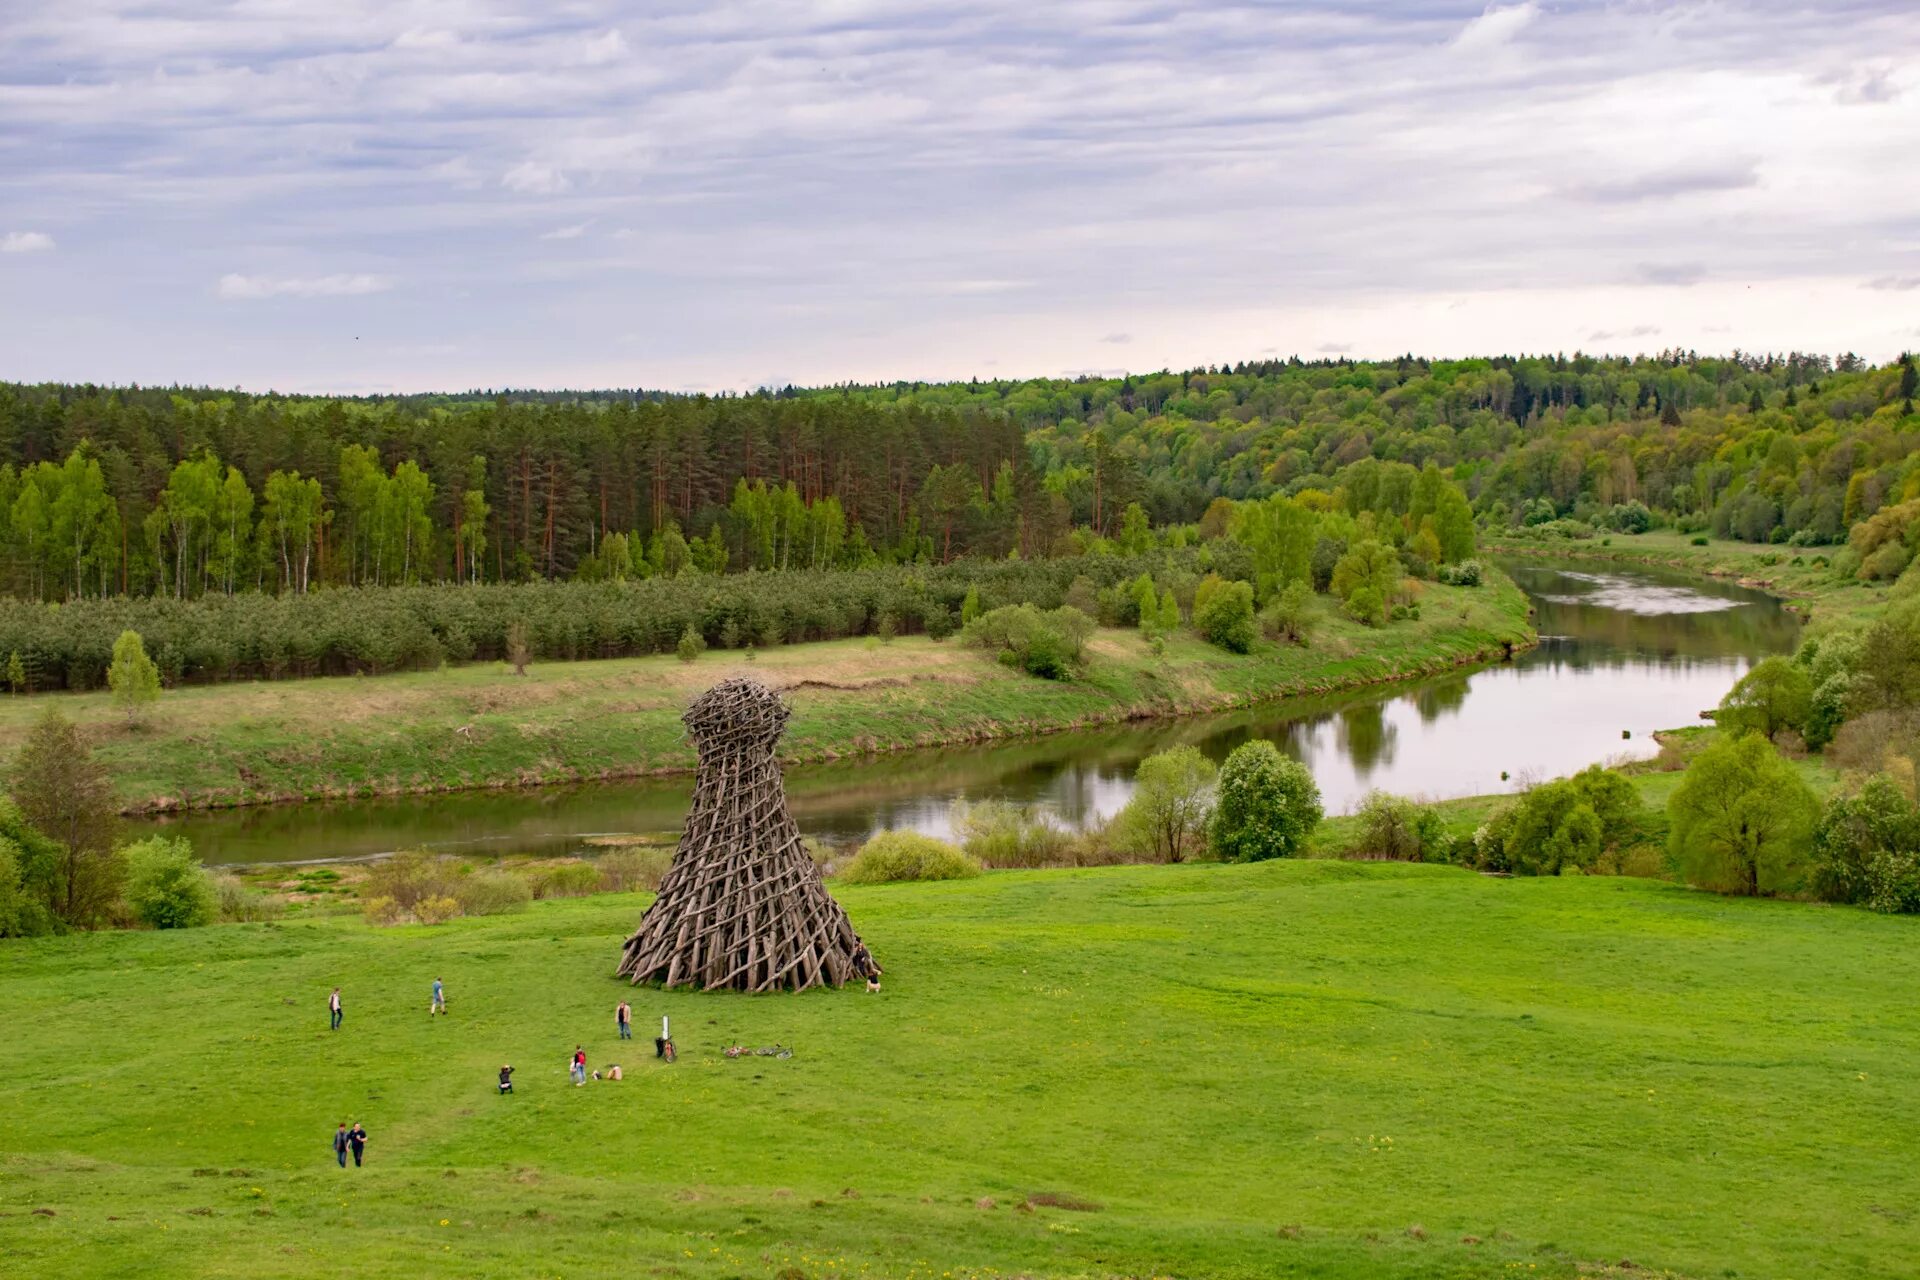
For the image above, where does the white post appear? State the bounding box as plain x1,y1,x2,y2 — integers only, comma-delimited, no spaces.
661,1015,670,1040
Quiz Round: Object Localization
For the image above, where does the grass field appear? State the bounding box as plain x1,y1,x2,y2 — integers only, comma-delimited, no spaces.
0,576,1532,814
4,859,1917,1280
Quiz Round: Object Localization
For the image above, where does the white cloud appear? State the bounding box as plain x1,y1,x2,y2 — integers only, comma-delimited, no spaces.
503,162,570,194
1451,3,1540,54
539,222,590,241
1,231,54,253
579,30,627,66
216,273,392,300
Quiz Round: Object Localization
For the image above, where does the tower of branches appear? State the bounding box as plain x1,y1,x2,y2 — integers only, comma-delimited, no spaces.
616,676,863,993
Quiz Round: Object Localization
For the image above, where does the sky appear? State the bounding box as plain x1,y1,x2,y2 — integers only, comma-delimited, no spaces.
2,0,1917,394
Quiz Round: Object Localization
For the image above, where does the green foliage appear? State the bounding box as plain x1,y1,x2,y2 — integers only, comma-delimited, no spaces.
0,798,63,937
1716,656,1813,741
951,801,1075,869
453,870,535,915
1115,746,1217,863
594,847,673,893
959,584,982,626
960,603,1093,680
1471,765,1639,876
10,709,121,928
362,851,462,912
1193,577,1255,653
1208,741,1321,862
1810,775,1920,910
675,624,707,664
1352,792,1449,863
1342,585,1385,627
531,862,602,899
1260,581,1315,644
839,830,982,883
107,629,162,725
1330,539,1400,603
1668,734,1818,896
121,836,216,929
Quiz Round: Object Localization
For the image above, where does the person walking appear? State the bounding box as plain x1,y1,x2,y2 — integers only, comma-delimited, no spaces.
430,977,446,1015
348,1123,367,1167
616,1000,632,1040
329,987,343,1031
498,1064,514,1095
571,1045,587,1086
332,1123,350,1168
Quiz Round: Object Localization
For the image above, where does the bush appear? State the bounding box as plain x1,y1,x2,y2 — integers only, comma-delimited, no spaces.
839,830,982,883
1208,741,1322,862
1352,792,1448,862
1193,578,1256,653
415,895,462,924
1669,735,1817,895
1259,582,1316,644
1344,586,1386,627
1716,657,1813,742
362,894,405,925
951,801,1074,868
1811,774,1920,909
1474,765,1638,876
121,836,217,929
596,847,673,892
212,873,277,923
531,861,603,899
676,624,707,663
961,604,1091,680
1438,559,1483,587
1112,746,1217,863
363,851,461,911
454,869,533,915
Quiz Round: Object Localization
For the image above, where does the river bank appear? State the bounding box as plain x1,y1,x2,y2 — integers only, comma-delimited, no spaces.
7,572,1534,815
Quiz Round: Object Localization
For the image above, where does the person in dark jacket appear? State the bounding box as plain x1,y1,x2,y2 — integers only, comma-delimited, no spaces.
348,1123,367,1167
498,1064,514,1094
332,1123,350,1168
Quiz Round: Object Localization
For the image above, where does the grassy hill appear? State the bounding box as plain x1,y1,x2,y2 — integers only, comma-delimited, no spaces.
4,859,1916,1279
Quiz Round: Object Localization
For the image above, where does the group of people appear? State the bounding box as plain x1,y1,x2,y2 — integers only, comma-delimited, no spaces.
327,940,883,1162
331,1123,367,1167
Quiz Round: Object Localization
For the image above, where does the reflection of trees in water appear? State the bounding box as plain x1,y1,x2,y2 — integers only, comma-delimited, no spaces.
1518,639,1746,677
1336,702,1397,775
1509,558,1800,663
1411,675,1470,724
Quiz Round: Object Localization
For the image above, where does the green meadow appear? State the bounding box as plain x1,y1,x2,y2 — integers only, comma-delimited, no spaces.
4,859,1916,1280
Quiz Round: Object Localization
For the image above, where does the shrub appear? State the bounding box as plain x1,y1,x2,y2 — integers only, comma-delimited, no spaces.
1352,792,1448,862
1208,741,1322,862
1194,579,1256,653
107,629,161,725
1810,774,1920,909
839,830,982,883
1691,535,1710,546
362,894,405,925
952,801,1074,868
363,851,461,911
596,847,673,892
1113,746,1217,863
121,836,217,929
1438,559,1483,587
453,870,533,915
1716,657,1813,742
960,604,1091,680
675,624,706,663
531,861,603,899
1344,586,1386,627
1474,765,1638,876
212,873,277,923
415,895,462,924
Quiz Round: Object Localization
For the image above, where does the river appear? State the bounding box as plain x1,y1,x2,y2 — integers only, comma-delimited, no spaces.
149,557,1799,867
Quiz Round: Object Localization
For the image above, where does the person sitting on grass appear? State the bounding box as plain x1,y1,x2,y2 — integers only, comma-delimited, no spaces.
851,938,883,992
498,1064,514,1095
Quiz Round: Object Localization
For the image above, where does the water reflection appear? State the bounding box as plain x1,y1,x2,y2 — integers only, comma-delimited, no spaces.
155,556,1798,865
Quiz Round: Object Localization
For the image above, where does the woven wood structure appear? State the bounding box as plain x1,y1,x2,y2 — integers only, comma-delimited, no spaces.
616,676,863,993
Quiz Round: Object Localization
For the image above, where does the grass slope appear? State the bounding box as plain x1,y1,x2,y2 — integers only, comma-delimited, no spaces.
0,576,1531,814
4,861,1917,1280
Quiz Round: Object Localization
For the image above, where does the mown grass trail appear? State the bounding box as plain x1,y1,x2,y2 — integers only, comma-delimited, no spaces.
3,860,1916,1279
0,576,1530,814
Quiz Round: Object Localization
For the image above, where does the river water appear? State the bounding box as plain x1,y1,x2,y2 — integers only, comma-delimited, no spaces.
152,558,1799,867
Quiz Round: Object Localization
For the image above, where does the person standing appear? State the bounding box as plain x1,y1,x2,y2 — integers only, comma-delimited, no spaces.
329,987,343,1031
332,1123,350,1168
498,1064,514,1095
616,1000,631,1040
571,1045,587,1086
431,977,446,1015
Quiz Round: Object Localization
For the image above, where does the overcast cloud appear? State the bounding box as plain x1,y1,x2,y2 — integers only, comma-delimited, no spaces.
1,1,1916,392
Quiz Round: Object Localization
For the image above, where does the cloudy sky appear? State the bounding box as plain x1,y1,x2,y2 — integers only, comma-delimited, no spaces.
2,1,1917,393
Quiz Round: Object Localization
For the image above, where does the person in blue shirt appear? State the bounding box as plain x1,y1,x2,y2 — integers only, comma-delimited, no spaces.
430,977,446,1015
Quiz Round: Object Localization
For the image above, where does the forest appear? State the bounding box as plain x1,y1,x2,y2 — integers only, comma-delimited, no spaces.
0,351,1913,610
